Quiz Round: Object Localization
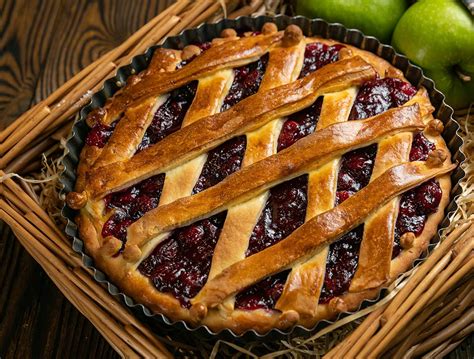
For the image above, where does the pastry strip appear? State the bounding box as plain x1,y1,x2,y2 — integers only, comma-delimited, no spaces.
208,41,305,283
96,33,284,124
75,50,182,190
127,104,424,247
349,133,412,291
275,88,357,315
93,96,167,168
87,48,182,127
192,162,455,308
349,88,435,291
87,57,376,198
159,69,234,205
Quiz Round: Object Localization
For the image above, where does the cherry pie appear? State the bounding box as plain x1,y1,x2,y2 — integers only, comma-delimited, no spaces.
66,23,455,334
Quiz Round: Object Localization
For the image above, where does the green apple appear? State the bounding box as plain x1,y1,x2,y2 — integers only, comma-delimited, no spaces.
296,0,408,43
392,0,474,109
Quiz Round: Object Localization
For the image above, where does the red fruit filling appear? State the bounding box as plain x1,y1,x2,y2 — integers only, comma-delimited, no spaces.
319,225,364,303
335,144,378,205
235,44,344,311
277,97,323,152
192,52,269,193
138,134,247,306
410,132,436,161
319,144,377,302
192,136,247,194
299,42,344,78
235,175,308,310
102,174,165,242
349,78,417,120
138,212,227,307
234,271,291,311
392,179,442,257
247,176,309,257
85,120,118,148
138,52,273,307
137,81,198,151
138,133,246,305
321,77,417,301
393,127,441,257
392,131,438,257
221,54,268,111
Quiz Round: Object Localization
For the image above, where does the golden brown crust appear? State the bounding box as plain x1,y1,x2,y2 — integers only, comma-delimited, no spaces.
97,32,284,124
93,97,162,168
69,27,456,334
158,69,234,207
66,191,88,210
276,88,356,314
127,104,425,247
191,162,454,308
349,129,412,292
86,56,376,198
208,37,305,287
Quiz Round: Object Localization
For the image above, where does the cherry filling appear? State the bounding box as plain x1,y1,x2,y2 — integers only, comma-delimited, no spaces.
221,54,269,111
235,44,345,311
335,144,378,205
85,120,118,148
192,136,247,194
138,51,273,307
276,42,343,152
299,42,344,78
137,134,245,306
319,225,364,303
247,176,309,257
319,145,377,302
235,271,291,310
393,132,440,257
410,132,436,161
137,81,198,152
392,179,442,257
320,77,417,301
192,52,269,193
138,212,227,307
349,78,417,120
235,175,308,310
102,174,165,242
277,97,323,152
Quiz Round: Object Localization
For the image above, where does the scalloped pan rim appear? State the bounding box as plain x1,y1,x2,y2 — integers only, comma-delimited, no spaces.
59,15,466,341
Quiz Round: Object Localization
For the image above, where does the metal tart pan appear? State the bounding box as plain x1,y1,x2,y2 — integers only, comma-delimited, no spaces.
60,15,466,341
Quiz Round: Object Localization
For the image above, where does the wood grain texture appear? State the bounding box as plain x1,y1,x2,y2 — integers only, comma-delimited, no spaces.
0,0,172,357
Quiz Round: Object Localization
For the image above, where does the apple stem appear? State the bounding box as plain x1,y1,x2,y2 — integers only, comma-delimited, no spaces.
455,67,471,82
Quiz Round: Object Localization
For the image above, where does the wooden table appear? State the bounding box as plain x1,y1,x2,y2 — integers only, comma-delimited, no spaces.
0,0,472,357
0,1,172,357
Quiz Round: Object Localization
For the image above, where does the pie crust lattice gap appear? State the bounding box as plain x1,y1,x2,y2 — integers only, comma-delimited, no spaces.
66,22,455,334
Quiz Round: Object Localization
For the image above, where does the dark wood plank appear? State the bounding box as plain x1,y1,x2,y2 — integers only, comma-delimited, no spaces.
32,0,172,103
0,0,61,129
0,0,171,357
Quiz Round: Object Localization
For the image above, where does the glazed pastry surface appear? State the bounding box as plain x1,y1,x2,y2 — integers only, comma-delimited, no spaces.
67,23,454,334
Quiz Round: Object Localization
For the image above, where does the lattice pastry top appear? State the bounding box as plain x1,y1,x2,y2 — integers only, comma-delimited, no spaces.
67,23,454,334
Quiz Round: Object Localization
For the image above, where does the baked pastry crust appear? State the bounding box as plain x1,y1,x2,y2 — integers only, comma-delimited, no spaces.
67,24,454,334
